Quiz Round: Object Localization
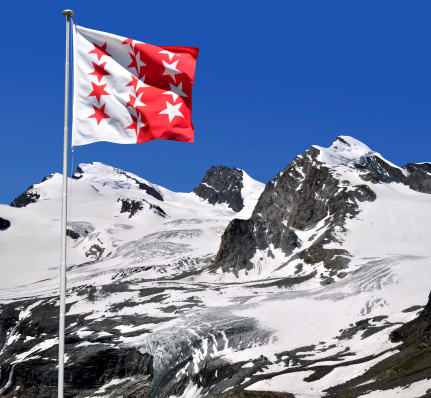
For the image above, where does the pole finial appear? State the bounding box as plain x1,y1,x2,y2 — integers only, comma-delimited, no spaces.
62,9,74,17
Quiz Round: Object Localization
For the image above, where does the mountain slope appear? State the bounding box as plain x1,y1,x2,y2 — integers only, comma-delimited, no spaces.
0,138,431,398
0,162,264,296
213,136,431,285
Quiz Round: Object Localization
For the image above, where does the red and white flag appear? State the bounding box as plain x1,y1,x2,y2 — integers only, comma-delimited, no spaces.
72,25,198,146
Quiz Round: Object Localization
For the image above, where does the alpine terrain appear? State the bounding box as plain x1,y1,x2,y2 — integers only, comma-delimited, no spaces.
0,136,431,398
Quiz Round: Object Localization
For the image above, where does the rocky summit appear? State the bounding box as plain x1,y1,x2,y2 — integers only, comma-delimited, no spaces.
193,166,246,212
0,137,431,397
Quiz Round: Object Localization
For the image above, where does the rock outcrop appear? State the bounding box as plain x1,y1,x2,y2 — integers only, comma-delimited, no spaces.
10,185,40,208
0,217,10,230
118,198,167,218
193,166,245,211
352,142,431,193
0,298,154,398
390,291,431,347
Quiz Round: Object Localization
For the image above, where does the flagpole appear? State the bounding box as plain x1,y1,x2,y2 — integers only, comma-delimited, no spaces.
59,9,74,398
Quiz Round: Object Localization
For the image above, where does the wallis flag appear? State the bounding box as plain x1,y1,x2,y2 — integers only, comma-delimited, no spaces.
72,25,199,146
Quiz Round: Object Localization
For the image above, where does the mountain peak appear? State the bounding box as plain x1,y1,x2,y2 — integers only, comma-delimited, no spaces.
192,166,245,212
313,135,374,166
192,166,264,214
332,135,372,152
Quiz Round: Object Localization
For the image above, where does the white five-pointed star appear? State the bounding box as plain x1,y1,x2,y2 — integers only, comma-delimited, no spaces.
162,60,182,82
134,50,147,73
159,101,184,122
163,82,188,102
137,113,145,132
135,93,146,109
159,50,177,61
136,75,149,91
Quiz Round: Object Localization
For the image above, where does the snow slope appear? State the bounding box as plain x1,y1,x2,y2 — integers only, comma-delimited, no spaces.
0,162,264,297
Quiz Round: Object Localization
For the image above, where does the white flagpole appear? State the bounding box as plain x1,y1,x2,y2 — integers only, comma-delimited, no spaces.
59,9,74,398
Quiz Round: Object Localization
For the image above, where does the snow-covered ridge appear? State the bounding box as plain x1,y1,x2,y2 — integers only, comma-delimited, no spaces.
0,162,266,295
313,136,415,179
313,135,375,166
73,162,165,201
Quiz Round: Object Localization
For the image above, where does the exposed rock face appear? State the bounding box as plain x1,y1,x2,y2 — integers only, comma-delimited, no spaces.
390,291,431,346
193,166,244,212
356,154,431,193
0,217,11,230
71,165,85,180
403,162,431,193
10,185,40,208
214,141,377,275
9,174,57,208
1,348,153,398
66,228,80,239
42,173,55,183
118,198,167,218
0,298,154,398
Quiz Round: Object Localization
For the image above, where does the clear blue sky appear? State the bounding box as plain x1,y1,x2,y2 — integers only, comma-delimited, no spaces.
1,1,430,204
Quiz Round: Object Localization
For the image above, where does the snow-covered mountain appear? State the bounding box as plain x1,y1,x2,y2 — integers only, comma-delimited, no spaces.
213,136,431,283
0,137,431,398
0,162,264,297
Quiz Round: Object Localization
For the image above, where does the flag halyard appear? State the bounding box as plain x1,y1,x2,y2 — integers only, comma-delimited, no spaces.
72,25,198,146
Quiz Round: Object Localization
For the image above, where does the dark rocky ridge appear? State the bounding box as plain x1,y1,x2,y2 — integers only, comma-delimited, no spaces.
10,185,40,208
42,173,56,183
71,165,85,180
356,154,431,193
193,166,245,212
213,141,376,276
10,174,58,208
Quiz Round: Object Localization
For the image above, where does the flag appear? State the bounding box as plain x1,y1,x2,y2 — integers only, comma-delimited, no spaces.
72,25,199,146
